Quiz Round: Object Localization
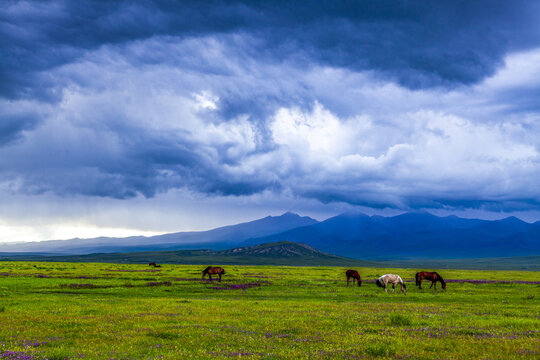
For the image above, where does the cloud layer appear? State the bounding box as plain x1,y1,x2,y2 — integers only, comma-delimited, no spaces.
1,0,540,224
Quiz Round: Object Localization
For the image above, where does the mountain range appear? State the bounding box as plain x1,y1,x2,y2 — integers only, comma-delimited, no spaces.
0,241,369,267
0,211,538,259
0,212,317,254
244,212,540,259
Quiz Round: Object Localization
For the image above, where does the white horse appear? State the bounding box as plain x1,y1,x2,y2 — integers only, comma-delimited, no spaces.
376,274,406,295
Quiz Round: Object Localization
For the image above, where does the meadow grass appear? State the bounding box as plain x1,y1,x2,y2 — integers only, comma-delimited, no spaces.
0,262,538,359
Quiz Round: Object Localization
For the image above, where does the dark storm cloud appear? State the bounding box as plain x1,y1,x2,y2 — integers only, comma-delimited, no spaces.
1,0,539,213
2,0,540,101
0,115,276,199
0,112,41,146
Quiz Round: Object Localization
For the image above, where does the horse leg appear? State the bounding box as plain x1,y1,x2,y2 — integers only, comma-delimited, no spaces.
429,281,434,289
208,274,212,281
391,283,396,293
418,278,422,289
218,273,221,282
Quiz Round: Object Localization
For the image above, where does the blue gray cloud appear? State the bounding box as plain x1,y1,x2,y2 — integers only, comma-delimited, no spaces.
3,1,540,99
1,0,540,215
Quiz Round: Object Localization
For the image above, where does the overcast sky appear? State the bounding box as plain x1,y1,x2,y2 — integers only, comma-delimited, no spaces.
1,0,540,242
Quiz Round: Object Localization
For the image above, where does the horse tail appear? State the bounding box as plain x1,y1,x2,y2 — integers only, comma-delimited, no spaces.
415,272,419,286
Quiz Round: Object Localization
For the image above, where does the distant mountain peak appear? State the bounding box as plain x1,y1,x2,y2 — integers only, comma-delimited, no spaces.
394,210,437,218
279,211,300,217
500,216,524,223
337,211,370,218
263,212,302,220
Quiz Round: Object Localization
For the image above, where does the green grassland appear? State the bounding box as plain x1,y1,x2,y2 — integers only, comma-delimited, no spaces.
0,262,538,359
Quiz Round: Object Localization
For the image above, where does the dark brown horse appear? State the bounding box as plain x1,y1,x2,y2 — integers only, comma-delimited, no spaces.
415,271,446,290
202,266,225,282
345,269,362,286
149,262,157,267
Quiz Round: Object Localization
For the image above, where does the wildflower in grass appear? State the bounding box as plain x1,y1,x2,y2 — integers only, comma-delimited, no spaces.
20,340,47,348
446,279,540,285
60,283,96,289
519,348,540,355
0,351,42,360
209,283,262,290
173,278,202,282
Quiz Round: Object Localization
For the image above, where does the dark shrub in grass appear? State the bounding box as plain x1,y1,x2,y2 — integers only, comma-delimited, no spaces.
389,313,412,326
365,343,396,357
147,281,172,286
60,283,96,289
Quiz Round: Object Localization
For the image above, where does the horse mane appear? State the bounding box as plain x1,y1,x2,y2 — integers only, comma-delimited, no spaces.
202,266,212,273
434,272,445,285
375,279,384,288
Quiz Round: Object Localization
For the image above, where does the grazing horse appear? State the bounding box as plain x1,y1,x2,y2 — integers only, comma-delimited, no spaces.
345,269,362,287
149,262,157,267
202,266,225,282
376,274,406,294
415,271,446,290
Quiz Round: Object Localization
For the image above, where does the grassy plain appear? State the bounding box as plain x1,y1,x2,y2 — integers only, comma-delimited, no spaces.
0,262,538,359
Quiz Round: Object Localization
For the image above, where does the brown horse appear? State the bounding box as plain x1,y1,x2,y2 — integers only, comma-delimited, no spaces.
415,271,446,290
149,262,157,267
345,269,362,286
202,266,225,282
